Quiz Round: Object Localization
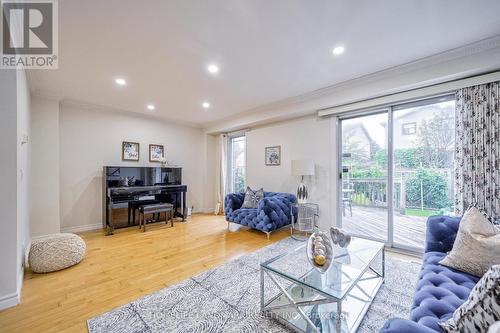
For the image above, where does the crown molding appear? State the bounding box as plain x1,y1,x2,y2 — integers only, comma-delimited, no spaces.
203,34,500,133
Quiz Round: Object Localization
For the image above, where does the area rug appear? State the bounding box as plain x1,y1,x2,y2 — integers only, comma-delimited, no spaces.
87,237,420,333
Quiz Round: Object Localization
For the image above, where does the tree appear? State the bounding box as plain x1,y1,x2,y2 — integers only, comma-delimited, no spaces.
405,168,451,209
417,110,455,168
234,168,245,193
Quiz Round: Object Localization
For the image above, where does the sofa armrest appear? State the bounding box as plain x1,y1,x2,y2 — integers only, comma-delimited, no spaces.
424,215,461,254
257,193,297,231
380,318,439,333
224,193,245,217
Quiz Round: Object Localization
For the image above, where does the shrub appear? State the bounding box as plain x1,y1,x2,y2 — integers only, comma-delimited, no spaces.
351,167,384,178
374,147,453,169
405,168,451,209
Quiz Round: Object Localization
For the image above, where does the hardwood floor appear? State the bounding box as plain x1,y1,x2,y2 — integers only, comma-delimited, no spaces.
0,215,289,333
0,214,420,332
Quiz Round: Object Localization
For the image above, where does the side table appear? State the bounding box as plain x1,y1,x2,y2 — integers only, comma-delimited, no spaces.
290,203,319,241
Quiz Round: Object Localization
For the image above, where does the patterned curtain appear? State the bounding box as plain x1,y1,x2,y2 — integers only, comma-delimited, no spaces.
455,81,500,218
215,134,228,215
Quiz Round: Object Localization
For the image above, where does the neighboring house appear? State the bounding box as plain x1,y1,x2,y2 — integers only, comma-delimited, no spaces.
342,123,381,161
344,103,454,154
392,104,454,149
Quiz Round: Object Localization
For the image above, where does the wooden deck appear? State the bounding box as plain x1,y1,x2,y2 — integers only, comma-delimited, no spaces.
341,206,427,249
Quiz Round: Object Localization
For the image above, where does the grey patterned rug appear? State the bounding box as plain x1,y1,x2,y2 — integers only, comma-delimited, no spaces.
88,238,420,333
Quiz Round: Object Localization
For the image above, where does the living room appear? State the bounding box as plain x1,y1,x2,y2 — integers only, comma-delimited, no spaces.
0,1,499,332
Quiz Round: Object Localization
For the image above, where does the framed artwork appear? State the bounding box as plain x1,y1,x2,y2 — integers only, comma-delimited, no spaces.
122,141,140,161
149,144,164,162
265,146,281,166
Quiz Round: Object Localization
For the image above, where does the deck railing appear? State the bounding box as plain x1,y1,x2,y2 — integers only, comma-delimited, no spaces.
345,178,402,210
345,170,453,212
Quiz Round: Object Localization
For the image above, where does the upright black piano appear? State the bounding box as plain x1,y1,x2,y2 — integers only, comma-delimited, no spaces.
103,166,187,234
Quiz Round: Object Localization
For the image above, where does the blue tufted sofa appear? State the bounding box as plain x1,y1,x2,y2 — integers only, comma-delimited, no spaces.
224,192,296,238
381,215,480,333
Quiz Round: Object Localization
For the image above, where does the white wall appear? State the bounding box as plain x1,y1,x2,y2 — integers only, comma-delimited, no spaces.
58,105,205,232
0,70,20,310
16,70,31,291
245,116,334,229
30,97,60,236
0,69,31,310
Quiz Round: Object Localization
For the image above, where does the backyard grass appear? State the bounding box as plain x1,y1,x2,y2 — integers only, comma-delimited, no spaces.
404,208,437,217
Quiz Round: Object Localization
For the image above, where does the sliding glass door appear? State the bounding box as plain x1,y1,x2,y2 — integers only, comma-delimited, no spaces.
392,98,455,250
340,112,389,243
338,96,455,251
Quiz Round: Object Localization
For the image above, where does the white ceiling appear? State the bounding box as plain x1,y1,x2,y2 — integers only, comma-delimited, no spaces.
29,0,500,126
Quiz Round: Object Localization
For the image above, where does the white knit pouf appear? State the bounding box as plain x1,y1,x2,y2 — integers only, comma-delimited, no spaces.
28,233,86,273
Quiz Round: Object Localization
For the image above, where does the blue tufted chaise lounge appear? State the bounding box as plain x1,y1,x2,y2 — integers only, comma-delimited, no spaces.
224,192,297,238
380,215,480,333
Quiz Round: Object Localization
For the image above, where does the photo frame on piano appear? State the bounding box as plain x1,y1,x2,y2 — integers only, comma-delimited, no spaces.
122,141,140,161
149,144,164,162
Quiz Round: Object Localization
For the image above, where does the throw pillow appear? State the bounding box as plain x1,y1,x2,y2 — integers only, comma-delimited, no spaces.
488,322,500,333
439,206,500,276
241,187,264,209
439,265,500,333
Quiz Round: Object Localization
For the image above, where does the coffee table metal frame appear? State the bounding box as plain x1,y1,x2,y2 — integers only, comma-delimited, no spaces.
260,243,385,333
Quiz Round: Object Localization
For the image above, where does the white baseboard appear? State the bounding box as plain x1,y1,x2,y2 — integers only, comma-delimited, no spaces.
199,208,215,214
61,223,103,233
0,292,20,311
17,267,24,297
190,208,216,215
1,253,27,311
60,212,218,233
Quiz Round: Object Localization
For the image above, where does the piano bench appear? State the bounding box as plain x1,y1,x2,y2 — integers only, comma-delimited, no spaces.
138,203,174,232
128,199,160,225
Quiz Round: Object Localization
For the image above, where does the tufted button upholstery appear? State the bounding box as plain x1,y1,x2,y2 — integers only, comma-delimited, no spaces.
224,192,296,232
424,216,461,254
410,251,479,332
380,215,482,333
224,193,245,217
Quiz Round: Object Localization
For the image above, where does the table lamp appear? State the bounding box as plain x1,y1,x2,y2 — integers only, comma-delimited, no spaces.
291,159,315,204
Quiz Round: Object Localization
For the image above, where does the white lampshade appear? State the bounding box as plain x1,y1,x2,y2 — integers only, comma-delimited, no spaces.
291,159,315,176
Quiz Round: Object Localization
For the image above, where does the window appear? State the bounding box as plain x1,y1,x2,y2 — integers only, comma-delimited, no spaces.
228,135,246,193
402,122,417,135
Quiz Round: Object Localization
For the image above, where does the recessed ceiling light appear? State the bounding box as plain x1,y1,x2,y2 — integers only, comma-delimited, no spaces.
332,46,345,56
147,104,155,111
115,78,127,86
207,64,219,74
202,102,211,109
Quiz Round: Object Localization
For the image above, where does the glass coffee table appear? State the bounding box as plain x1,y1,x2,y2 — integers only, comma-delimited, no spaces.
260,237,384,333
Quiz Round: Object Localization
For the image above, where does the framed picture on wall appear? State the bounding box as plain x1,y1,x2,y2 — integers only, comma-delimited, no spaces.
122,141,140,161
265,146,281,166
149,144,164,162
